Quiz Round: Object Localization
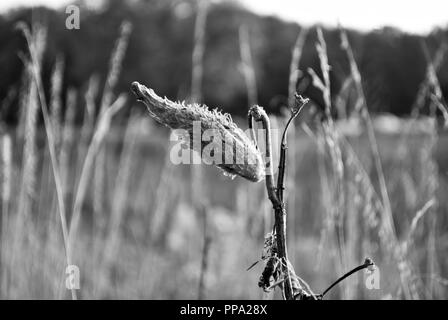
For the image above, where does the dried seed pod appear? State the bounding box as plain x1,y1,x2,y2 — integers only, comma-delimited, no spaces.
131,81,265,182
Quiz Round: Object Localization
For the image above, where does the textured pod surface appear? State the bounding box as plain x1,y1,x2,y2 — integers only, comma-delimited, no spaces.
131,81,265,182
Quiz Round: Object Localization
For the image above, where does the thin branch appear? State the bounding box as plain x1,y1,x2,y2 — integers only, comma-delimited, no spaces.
249,105,293,300
276,94,309,202
321,258,375,298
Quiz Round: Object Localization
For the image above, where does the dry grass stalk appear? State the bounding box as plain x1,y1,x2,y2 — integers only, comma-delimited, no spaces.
50,55,64,150
198,205,211,300
412,41,447,114
77,75,100,175
60,88,77,197
17,70,31,140
288,28,308,107
335,76,354,119
131,82,264,182
100,21,133,113
10,23,47,290
340,26,428,299
397,41,448,156
239,23,268,236
421,42,448,126
308,28,349,296
340,27,395,234
239,25,258,108
309,122,377,280
69,94,127,254
286,27,308,264
190,1,208,233
426,215,438,298
408,198,436,240
191,0,208,104
396,44,443,299
1,134,12,297
17,63,38,217
96,115,140,295
412,115,439,298
149,144,176,244
17,21,76,299
94,21,133,227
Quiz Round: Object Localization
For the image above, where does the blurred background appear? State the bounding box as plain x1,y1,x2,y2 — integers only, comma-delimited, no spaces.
0,0,447,299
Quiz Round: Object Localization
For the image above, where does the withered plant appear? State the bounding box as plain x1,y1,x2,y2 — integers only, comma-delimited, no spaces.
131,81,374,300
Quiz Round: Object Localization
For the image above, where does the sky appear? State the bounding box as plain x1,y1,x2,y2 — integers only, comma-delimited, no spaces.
241,0,448,34
0,0,447,35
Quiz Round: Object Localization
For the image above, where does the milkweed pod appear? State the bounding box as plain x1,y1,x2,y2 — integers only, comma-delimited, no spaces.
131,81,265,182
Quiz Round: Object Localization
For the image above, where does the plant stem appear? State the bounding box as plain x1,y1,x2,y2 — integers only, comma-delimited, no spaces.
277,94,309,202
198,205,211,300
321,258,374,298
249,105,293,300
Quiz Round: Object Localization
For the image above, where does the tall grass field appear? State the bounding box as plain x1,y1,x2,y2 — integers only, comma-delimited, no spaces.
0,2,447,300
